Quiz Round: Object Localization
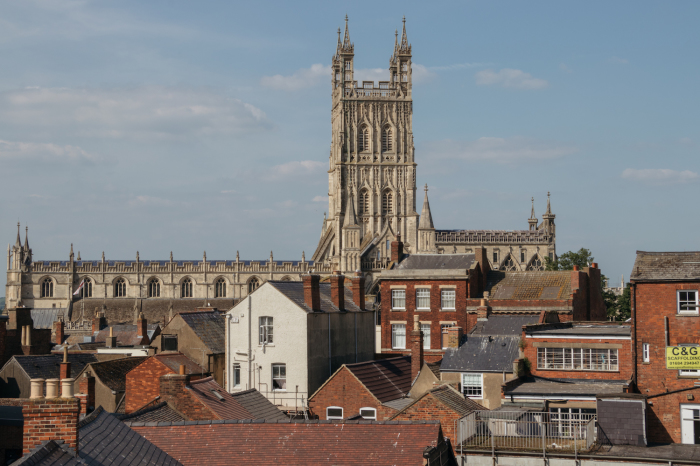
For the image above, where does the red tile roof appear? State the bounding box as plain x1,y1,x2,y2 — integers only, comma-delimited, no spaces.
153,353,205,376
187,377,252,420
344,356,412,403
130,420,443,466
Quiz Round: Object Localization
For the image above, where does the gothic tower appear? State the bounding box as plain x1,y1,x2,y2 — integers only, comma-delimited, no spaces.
313,17,418,272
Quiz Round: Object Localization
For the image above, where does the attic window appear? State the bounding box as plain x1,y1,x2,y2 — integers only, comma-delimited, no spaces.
327,406,343,420
360,408,376,420
162,335,178,352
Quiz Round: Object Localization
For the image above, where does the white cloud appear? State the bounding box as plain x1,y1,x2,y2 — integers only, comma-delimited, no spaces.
422,137,577,164
621,168,698,185
265,160,325,180
609,56,629,65
312,195,329,202
475,68,548,90
0,86,270,141
429,62,491,71
0,139,95,161
559,63,573,73
260,64,330,91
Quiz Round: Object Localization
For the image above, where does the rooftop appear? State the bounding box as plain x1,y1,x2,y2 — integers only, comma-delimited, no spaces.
266,281,368,313
392,384,483,419
178,311,225,354
10,354,98,380
81,357,148,392
187,377,252,420
505,377,628,398
631,251,700,282
93,324,159,346
343,356,412,404
230,389,288,421
151,353,206,376
30,308,67,330
525,322,631,338
118,401,186,423
485,271,572,300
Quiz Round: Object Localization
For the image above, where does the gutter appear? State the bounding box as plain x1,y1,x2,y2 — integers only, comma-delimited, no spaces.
456,448,700,465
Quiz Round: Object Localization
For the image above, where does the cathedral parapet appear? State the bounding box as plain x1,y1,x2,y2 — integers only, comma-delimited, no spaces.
435,229,553,244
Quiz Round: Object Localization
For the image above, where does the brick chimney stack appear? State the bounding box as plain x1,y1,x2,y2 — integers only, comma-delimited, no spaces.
476,298,491,321
330,271,345,311
160,373,189,400
350,271,365,310
23,379,80,455
78,371,95,416
137,312,148,345
54,320,65,345
447,327,464,349
474,246,491,295
92,309,106,333
59,346,71,380
106,326,117,348
409,315,424,382
302,274,321,311
391,234,404,263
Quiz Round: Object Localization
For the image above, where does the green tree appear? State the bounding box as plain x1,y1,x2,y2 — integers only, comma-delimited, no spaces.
544,248,594,271
616,284,631,321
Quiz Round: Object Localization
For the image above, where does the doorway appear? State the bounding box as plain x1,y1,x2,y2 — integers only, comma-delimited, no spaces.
681,404,700,444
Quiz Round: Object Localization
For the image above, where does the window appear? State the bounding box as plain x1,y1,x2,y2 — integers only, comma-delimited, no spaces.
527,256,544,271
359,190,370,214
345,60,352,70
215,278,226,298
114,278,126,298
181,278,193,298
679,344,700,377
441,290,456,310
360,408,376,420
521,251,525,263
462,373,483,398
441,323,455,349
162,335,178,352
358,126,369,151
259,316,273,345
391,290,406,310
382,127,392,151
148,278,160,298
272,364,286,390
392,324,406,349
502,255,516,271
382,191,393,215
537,347,619,371
327,406,343,420
248,277,260,294
643,343,650,363
678,291,699,313
492,252,498,263
421,323,431,349
549,408,597,438
233,364,241,388
81,278,93,298
416,289,430,310
41,278,53,298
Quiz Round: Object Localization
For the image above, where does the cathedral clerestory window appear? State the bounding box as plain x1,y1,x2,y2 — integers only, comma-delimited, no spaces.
181,278,193,298
215,277,226,298
502,255,517,271
382,191,393,215
114,278,126,298
41,277,53,298
527,257,544,271
359,189,370,214
358,126,369,152
382,126,393,152
148,278,160,298
81,278,93,298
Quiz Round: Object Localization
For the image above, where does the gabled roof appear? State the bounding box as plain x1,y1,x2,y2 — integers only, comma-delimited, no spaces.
485,271,572,300
13,440,85,466
473,315,540,336
30,308,67,329
230,389,288,421
266,281,367,313
177,311,225,353
11,354,98,380
78,407,182,465
392,384,483,419
151,353,205,376
344,356,412,403
118,401,186,423
187,377,252,420
94,324,159,346
82,357,148,392
631,251,700,282
129,420,448,466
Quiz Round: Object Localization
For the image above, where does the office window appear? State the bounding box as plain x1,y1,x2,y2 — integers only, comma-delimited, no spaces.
233,364,241,388
416,289,430,310
678,291,699,313
537,347,619,371
421,323,431,349
259,316,273,345
272,364,286,390
327,407,343,420
441,290,456,310
441,323,455,349
360,408,377,420
392,324,406,349
643,343,650,363
391,290,406,310
462,373,483,398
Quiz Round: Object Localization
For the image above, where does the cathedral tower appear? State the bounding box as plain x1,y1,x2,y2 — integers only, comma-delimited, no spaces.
313,17,418,272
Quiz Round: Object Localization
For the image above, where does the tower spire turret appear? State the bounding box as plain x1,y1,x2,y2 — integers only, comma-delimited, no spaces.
528,197,538,231
15,223,21,248
336,27,342,55
399,16,410,53
418,185,434,229
342,15,353,52
23,226,29,250
343,194,358,227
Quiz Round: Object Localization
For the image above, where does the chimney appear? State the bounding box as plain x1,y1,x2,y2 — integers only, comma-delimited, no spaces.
106,326,117,348
137,312,148,345
92,310,106,332
54,320,65,345
61,378,75,398
446,326,463,349
78,371,95,415
302,274,321,311
410,315,424,382
590,262,598,269
59,346,71,380
330,271,345,311
22,325,33,355
573,265,580,271
45,379,59,399
391,234,404,263
160,372,189,399
476,298,491,320
474,247,491,294
23,379,80,455
350,271,366,310
179,364,186,376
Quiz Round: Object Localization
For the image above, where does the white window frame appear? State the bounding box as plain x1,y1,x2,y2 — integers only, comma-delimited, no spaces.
420,323,431,350
233,363,241,388
416,289,431,310
391,290,406,310
679,344,700,377
392,324,406,349
536,347,619,372
462,373,483,399
677,290,699,314
327,406,344,420
643,343,650,363
441,289,456,310
359,407,377,420
259,316,273,345
272,363,286,391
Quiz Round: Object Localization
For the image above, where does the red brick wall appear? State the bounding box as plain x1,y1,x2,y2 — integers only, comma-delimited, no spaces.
125,358,174,413
159,374,214,420
22,398,79,454
634,281,700,443
391,394,462,448
308,367,397,421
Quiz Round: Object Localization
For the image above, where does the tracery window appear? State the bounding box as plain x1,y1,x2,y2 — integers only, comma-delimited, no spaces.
248,277,260,294
358,126,369,152
114,278,126,298
181,278,193,298
81,277,93,298
148,278,160,298
382,191,393,215
527,257,544,271
359,189,370,214
215,277,226,298
41,278,53,298
502,255,517,271
382,126,393,151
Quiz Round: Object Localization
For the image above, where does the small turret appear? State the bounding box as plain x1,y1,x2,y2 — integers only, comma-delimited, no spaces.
417,185,436,253
528,197,538,231
541,192,556,236
14,223,21,249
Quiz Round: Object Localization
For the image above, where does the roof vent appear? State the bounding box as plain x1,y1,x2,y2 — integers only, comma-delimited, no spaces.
211,389,224,401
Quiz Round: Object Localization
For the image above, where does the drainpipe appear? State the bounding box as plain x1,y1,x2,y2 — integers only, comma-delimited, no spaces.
328,313,332,377
225,314,231,390
355,313,358,363
248,296,252,390
631,282,637,386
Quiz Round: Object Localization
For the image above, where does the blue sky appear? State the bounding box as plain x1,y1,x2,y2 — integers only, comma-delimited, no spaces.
1,0,699,293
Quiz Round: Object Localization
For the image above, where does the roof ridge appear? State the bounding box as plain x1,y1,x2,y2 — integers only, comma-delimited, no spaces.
189,376,215,385
78,405,104,428
125,418,441,427
345,355,409,368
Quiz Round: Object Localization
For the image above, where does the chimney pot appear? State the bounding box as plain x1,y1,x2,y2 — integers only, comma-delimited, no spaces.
573,265,580,271
45,379,59,399
29,379,45,399
591,262,598,269
61,378,75,398
179,364,186,375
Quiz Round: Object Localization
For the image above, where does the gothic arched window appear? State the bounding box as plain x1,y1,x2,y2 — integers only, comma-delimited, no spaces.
41,278,53,298
114,278,126,298
358,126,369,152
502,255,517,271
527,256,544,271
382,126,393,152
148,278,160,298
248,277,260,294
81,277,93,298
359,189,370,214
215,277,226,298
181,278,193,298
382,191,393,215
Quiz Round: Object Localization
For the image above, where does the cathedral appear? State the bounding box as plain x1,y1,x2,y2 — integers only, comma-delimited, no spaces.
5,17,555,325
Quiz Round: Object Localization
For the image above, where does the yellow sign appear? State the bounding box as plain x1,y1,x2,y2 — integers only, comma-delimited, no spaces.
666,346,700,370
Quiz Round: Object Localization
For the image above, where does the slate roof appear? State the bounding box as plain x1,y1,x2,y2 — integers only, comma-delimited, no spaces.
392,384,483,419
78,407,182,465
526,323,631,338
178,311,225,353
187,377,252,420
129,420,447,466
505,377,627,397
267,281,368,313
152,353,205,376
230,389,288,421
344,356,412,403
118,402,186,423
631,251,700,282
13,440,84,466
474,315,541,335
82,357,148,392
393,254,476,271
30,308,67,329
485,271,572,300
93,324,159,346
12,354,98,380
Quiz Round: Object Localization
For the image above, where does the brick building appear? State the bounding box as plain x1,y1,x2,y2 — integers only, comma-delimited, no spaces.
630,251,700,444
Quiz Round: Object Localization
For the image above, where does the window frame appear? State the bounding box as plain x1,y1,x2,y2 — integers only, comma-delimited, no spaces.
181,277,193,298
416,288,431,310
215,277,227,298
359,407,377,420
41,277,54,298
642,343,650,363
162,334,178,352
114,278,127,298
248,277,260,294
81,277,93,298
391,323,406,350
462,373,483,399
391,289,406,310
272,363,286,391
441,289,456,310
536,347,619,372
233,363,241,388
259,316,273,345
326,406,344,420
148,278,160,298
420,323,431,350
677,290,699,314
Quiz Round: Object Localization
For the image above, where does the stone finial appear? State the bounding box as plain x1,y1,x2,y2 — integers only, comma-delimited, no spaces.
136,251,139,261
236,250,240,261
76,251,81,261
302,251,306,262
170,251,173,261
101,251,105,261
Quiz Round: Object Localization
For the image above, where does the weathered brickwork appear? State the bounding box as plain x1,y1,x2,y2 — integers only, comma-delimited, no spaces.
391,394,462,446
159,374,212,421
125,357,175,413
22,398,79,455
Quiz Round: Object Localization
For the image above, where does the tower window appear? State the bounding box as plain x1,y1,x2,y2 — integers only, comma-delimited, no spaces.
358,126,369,152
41,278,53,298
359,189,370,214
248,277,260,294
382,191,393,215
181,278,193,298
521,251,525,263
345,61,352,70
215,277,226,298
493,252,498,263
148,278,160,298
382,127,393,151
114,278,126,298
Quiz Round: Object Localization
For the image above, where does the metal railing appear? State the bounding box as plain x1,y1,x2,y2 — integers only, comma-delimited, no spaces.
455,411,597,453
